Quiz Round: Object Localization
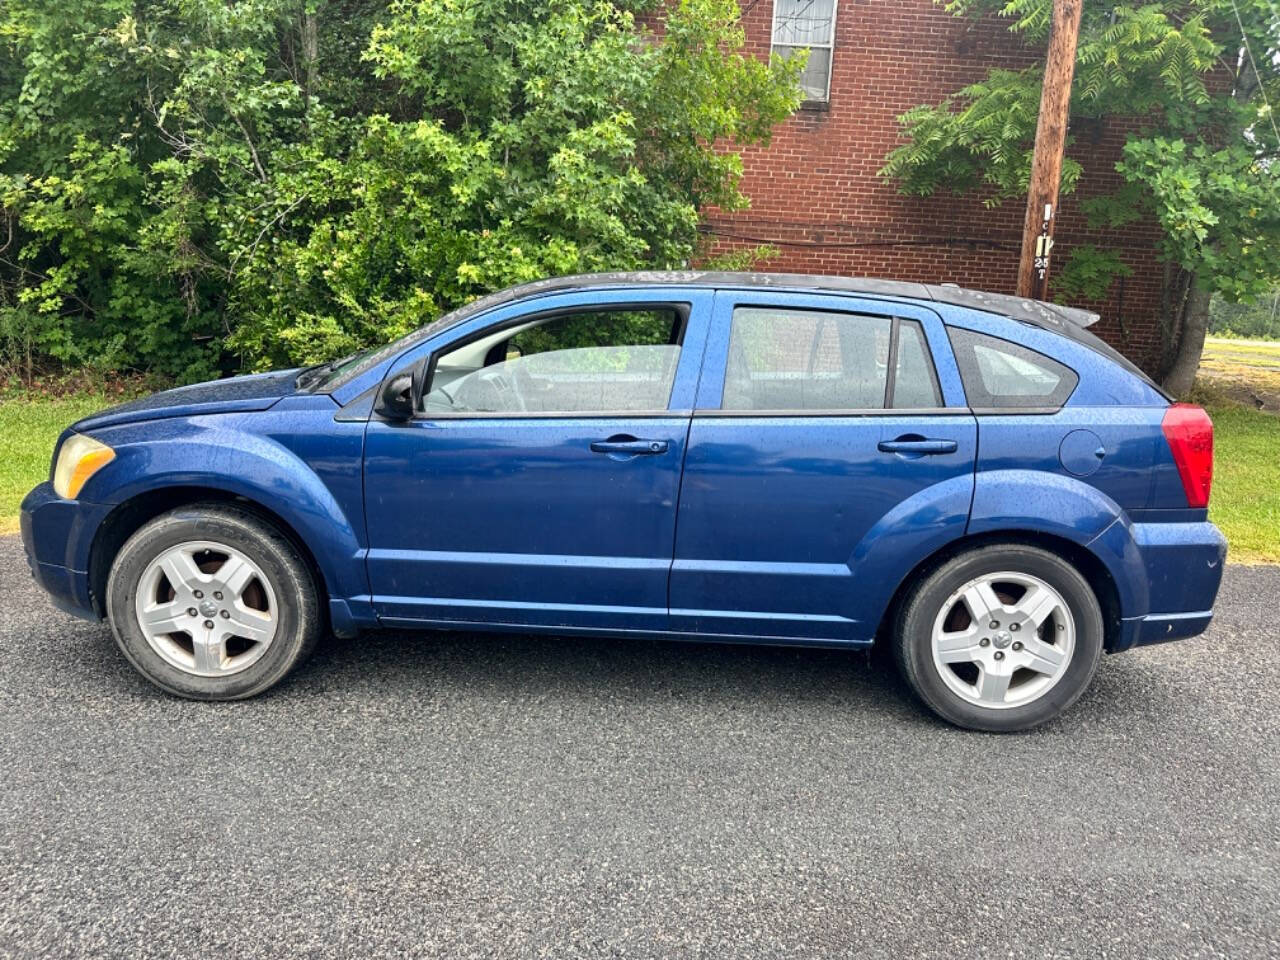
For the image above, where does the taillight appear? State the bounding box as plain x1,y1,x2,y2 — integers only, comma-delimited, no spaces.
1161,403,1214,508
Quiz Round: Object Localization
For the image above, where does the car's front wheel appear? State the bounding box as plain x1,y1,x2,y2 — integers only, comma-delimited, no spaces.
105,503,322,700
894,544,1104,732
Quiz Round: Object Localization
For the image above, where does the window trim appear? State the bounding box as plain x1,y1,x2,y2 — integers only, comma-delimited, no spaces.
412,301,692,420
713,305,945,416
770,0,838,104
693,407,969,419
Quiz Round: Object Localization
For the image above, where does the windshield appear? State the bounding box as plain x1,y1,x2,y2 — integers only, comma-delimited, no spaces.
301,326,437,393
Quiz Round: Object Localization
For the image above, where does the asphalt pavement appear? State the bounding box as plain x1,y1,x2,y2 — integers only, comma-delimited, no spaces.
1,534,1276,958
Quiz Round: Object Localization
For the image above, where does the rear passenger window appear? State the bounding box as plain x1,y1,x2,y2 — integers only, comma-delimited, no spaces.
947,327,1078,409
722,308,941,411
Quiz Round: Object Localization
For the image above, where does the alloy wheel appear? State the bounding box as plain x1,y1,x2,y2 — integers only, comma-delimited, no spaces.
133,540,279,678
929,570,1076,710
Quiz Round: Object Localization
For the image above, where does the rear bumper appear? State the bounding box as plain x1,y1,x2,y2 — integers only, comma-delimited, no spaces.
1109,519,1226,652
1116,610,1214,650
19,482,109,620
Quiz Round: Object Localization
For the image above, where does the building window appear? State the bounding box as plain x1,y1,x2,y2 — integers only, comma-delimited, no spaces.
771,0,837,103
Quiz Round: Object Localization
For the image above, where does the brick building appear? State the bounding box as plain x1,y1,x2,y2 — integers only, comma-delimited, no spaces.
703,0,1167,370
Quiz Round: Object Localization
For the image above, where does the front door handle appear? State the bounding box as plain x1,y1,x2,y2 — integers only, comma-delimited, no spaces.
878,438,958,455
590,437,669,456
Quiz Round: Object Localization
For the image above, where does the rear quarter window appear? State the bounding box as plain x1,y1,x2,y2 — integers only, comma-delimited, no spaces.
947,327,1078,409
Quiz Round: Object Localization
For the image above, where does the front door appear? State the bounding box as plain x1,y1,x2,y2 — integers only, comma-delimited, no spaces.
363,289,712,632
670,291,978,643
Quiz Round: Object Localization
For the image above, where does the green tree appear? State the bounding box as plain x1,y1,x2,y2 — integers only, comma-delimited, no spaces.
1210,287,1280,338
879,0,1280,396
0,0,801,378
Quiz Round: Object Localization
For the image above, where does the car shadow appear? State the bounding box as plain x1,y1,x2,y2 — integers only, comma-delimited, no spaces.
44,614,1179,735
275,625,1174,734
292,625,921,714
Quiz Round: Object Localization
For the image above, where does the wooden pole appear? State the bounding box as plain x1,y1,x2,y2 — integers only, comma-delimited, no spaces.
1016,0,1084,300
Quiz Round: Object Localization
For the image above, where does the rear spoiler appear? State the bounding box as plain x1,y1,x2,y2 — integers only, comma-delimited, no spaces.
925,284,1100,330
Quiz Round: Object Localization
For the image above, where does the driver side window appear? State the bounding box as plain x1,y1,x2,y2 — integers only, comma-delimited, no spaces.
423,306,684,415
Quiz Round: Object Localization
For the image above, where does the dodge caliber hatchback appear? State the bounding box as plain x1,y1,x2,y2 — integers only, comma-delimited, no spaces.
21,272,1225,731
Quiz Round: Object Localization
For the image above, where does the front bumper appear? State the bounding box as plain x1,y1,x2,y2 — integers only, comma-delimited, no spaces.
19,482,112,621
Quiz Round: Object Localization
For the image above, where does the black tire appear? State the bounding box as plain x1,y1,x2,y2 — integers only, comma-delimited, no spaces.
105,502,323,700
893,544,1103,732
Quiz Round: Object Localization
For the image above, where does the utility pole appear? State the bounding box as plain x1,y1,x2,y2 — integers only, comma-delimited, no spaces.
1016,0,1084,300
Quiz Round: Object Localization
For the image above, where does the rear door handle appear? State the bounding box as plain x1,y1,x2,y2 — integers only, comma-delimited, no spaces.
877,438,958,455
590,438,669,456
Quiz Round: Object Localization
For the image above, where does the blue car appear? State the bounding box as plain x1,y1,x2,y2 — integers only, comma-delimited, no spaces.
20,272,1224,730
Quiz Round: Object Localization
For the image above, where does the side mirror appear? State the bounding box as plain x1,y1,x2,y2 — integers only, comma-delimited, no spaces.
376,373,415,421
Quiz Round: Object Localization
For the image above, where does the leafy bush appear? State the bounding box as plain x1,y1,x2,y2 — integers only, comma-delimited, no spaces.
0,0,801,380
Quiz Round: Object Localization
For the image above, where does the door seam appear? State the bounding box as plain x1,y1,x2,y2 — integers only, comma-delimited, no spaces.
665,294,718,613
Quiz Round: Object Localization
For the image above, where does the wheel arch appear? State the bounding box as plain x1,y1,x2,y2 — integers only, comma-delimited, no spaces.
874,529,1124,652
88,486,328,622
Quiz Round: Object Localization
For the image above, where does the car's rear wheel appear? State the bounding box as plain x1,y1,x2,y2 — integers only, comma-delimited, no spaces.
105,503,322,700
894,544,1103,732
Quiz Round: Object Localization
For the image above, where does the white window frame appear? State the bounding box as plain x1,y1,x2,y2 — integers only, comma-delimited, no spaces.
770,0,838,104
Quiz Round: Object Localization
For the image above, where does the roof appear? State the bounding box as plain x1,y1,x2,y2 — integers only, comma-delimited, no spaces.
468,270,1102,331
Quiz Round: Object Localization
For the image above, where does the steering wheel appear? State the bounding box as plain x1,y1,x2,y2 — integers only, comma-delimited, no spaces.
477,368,527,412
509,361,539,412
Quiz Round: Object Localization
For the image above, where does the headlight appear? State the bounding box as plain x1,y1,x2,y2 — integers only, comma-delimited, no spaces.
52,434,115,500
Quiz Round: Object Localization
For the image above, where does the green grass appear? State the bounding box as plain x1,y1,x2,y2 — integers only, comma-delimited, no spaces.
1195,338,1280,561
0,395,119,535
1203,401,1280,564
1203,338,1280,371
1200,338,1280,401
1,386,1276,563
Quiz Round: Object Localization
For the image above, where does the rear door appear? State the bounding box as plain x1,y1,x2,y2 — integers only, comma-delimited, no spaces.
669,290,977,642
